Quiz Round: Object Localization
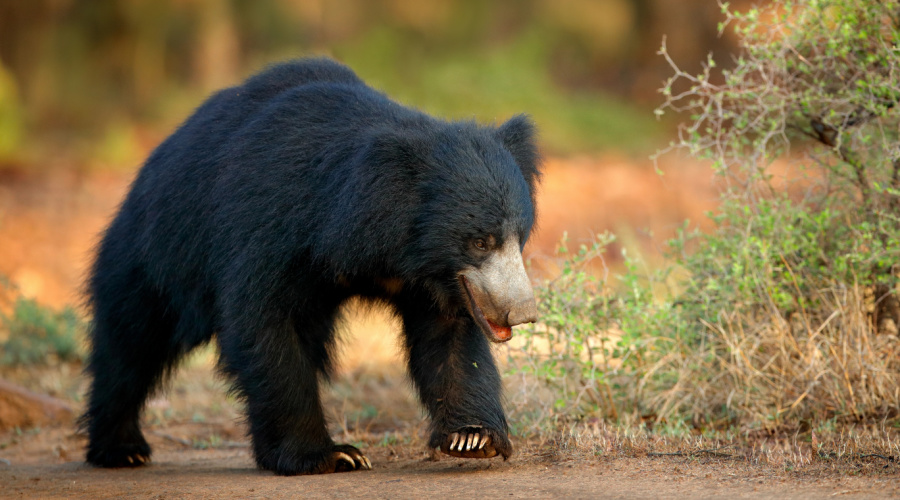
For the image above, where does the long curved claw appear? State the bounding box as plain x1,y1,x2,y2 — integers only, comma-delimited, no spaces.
333,451,357,470
441,427,503,459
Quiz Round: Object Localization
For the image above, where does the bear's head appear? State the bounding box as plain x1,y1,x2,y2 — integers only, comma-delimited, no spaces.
370,115,540,342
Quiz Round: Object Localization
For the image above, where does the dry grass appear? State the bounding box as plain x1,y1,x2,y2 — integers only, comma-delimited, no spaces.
644,282,900,428
527,420,900,477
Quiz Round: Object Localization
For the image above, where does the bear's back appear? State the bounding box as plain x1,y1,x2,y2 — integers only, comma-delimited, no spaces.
113,61,366,287
146,59,364,165
242,58,364,99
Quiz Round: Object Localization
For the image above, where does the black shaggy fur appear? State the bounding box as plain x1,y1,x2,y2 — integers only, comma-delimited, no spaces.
81,58,540,475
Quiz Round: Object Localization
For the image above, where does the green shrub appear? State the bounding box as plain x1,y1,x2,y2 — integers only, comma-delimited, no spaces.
508,233,619,424
0,279,83,366
510,0,900,431
651,0,900,425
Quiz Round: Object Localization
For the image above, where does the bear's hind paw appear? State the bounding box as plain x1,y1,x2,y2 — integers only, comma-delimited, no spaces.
86,442,152,468
332,444,372,472
268,444,372,475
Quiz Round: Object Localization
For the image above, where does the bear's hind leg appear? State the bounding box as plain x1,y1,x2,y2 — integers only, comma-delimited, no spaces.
82,272,190,468
218,293,371,475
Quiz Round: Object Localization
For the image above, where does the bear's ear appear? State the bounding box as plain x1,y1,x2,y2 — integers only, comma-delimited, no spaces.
496,114,541,190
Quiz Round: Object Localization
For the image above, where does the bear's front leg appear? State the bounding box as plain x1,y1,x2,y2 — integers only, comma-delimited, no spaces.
398,294,513,460
217,304,372,475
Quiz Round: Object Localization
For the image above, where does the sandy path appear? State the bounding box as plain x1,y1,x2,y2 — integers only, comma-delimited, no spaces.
2,442,896,500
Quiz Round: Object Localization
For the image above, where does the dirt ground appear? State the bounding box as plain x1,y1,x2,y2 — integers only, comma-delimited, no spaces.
2,424,898,499
1,346,893,499
2,158,898,498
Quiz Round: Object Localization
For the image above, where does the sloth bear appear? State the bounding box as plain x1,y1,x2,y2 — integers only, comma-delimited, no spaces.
81,58,540,475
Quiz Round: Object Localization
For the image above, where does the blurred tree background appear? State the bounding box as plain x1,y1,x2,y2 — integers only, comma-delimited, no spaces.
0,0,741,171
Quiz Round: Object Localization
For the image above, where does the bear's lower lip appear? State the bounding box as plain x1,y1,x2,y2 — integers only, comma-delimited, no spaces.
459,275,511,343
486,320,512,342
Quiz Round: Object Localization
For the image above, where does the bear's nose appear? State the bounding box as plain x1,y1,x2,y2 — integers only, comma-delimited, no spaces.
506,297,538,327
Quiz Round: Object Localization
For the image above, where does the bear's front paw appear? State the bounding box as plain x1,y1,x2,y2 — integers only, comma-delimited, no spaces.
439,426,511,459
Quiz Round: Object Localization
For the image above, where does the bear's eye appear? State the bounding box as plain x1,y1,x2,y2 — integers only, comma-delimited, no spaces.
473,239,488,251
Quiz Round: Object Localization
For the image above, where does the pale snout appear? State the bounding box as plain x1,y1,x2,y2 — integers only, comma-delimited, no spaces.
506,297,538,327
459,236,538,342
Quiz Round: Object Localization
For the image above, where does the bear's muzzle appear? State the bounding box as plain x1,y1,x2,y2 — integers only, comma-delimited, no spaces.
459,236,538,342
